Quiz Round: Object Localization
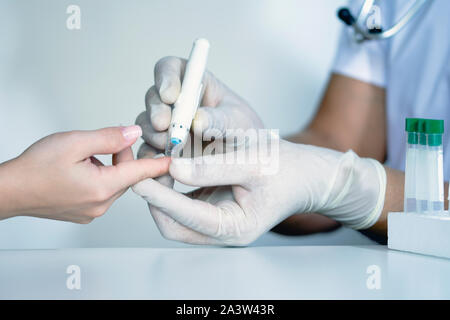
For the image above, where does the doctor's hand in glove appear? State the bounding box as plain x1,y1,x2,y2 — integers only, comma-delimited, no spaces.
133,56,387,245
135,56,264,152
0,126,170,223
133,135,387,246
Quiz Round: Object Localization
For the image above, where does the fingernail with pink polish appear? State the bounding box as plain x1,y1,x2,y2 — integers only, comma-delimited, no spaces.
121,125,142,141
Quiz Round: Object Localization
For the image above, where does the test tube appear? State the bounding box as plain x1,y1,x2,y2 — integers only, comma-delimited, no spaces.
404,118,418,213
416,119,428,213
425,119,444,214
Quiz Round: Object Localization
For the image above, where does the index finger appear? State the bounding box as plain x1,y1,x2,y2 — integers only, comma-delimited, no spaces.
154,56,185,104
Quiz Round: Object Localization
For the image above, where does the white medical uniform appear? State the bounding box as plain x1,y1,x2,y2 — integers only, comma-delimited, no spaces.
333,0,450,179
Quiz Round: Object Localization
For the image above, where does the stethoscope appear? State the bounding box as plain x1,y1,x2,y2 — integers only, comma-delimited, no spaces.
337,0,432,43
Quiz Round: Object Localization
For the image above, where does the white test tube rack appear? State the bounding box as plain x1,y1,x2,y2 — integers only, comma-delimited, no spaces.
388,119,449,259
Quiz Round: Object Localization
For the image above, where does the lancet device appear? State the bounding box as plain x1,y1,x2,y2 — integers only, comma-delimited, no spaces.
165,38,210,156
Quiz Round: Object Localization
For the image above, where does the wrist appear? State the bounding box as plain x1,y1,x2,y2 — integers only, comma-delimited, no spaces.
0,157,29,219
320,151,387,230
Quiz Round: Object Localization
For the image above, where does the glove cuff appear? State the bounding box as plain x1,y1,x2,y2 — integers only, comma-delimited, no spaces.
320,150,387,230
352,158,386,229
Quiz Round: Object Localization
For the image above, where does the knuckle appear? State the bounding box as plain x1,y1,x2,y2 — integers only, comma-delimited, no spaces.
60,131,82,146
60,131,86,155
150,110,170,132
155,56,177,72
58,130,79,141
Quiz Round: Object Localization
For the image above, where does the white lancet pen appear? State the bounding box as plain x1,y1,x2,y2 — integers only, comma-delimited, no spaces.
165,38,210,156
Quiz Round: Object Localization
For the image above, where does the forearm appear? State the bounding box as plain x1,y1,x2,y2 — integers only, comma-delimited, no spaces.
286,128,344,151
0,158,23,220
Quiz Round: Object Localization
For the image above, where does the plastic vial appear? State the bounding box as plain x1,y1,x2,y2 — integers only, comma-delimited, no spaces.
425,119,444,214
404,118,418,213
416,119,428,213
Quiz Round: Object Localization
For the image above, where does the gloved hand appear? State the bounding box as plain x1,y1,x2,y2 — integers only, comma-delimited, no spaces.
133,138,387,246
135,56,264,152
133,56,265,239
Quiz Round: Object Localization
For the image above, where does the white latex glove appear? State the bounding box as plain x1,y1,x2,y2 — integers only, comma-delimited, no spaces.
135,56,264,152
133,139,387,246
133,56,265,242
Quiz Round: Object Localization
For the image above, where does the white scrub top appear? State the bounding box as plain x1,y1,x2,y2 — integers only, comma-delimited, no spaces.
333,0,450,179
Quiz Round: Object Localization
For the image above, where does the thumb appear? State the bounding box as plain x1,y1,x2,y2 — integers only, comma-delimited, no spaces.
169,154,253,187
75,125,142,159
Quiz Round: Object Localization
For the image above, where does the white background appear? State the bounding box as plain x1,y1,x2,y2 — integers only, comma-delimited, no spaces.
0,0,375,248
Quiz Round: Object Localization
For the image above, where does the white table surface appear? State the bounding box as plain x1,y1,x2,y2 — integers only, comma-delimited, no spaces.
1,245,449,299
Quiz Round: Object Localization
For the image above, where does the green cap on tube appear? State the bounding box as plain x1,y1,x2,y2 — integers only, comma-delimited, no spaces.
425,119,444,146
405,118,418,132
424,119,444,134
405,118,419,144
418,119,427,146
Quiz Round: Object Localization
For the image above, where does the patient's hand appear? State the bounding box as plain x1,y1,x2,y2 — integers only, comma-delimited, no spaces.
0,126,170,223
